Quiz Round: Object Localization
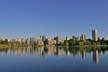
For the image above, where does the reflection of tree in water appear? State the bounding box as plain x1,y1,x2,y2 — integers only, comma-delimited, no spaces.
0,46,108,65
63,47,69,55
68,47,80,56
44,47,48,54
101,47,108,54
0,46,108,62
80,47,86,60
0,48,8,54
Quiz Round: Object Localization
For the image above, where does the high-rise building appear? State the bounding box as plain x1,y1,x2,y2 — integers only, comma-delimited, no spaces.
72,36,79,41
30,37,37,44
92,29,98,41
54,36,64,44
45,37,56,45
80,34,86,41
25,38,30,44
40,36,46,42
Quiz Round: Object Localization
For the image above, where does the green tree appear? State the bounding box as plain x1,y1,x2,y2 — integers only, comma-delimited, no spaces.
64,40,69,46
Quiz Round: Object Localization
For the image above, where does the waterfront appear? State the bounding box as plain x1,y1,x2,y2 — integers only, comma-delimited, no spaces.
0,47,108,72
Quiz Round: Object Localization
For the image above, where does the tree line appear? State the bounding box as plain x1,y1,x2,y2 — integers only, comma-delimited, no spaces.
56,38,108,46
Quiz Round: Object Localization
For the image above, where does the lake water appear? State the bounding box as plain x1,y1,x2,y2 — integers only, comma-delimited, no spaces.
0,46,108,72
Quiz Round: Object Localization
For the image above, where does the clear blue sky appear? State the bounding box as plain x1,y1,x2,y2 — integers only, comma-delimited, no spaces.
0,0,107,38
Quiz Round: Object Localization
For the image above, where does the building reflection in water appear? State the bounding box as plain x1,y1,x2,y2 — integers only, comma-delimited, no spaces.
54,47,66,56
93,50,99,64
38,46,44,56
0,46,107,64
80,50,86,60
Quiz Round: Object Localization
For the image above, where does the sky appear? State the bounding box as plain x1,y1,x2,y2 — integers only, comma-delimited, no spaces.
0,0,107,38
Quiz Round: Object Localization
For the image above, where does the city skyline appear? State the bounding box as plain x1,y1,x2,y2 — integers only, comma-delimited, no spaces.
0,0,107,38
0,29,107,40
0,29,106,39
0,0,108,72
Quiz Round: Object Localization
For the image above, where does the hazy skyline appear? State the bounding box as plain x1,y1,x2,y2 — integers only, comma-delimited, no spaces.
0,0,107,38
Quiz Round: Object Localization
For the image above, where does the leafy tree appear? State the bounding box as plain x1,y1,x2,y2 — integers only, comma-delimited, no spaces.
64,40,69,46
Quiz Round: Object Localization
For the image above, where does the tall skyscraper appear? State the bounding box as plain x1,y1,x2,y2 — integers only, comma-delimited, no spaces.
80,34,86,41
92,29,98,41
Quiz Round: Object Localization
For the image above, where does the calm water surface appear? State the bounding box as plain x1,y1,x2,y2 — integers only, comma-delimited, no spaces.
0,46,108,72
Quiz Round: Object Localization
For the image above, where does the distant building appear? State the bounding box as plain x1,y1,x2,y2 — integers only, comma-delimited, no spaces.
41,36,46,42
54,36,64,44
15,38,26,44
92,29,98,41
25,38,30,44
37,39,44,46
65,36,70,40
45,38,56,45
30,37,37,44
72,36,79,41
80,34,86,41
21,38,26,44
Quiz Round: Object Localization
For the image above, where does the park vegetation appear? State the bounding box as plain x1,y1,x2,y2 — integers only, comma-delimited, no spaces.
0,37,108,48
56,38,108,46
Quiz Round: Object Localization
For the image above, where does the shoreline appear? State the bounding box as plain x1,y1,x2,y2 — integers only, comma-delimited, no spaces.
0,44,108,48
